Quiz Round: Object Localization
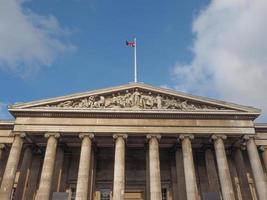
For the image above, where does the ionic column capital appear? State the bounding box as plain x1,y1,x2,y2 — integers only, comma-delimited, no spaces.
113,134,128,140
44,132,60,139
211,134,227,141
179,134,194,141
146,134,161,141
234,145,247,151
12,132,26,138
0,144,6,150
259,146,267,152
79,133,94,139
242,135,255,141
240,145,247,150
240,135,254,149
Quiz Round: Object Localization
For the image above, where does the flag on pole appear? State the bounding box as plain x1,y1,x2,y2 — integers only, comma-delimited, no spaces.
126,40,135,47
126,38,137,83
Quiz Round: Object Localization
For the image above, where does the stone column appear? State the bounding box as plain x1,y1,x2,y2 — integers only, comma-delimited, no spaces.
0,144,6,184
51,147,64,192
147,134,162,200
145,146,150,200
170,153,178,200
24,154,43,200
212,135,235,200
175,148,186,200
89,148,96,200
112,134,127,200
234,148,253,200
0,132,25,200
179,134,198,200
14,145,33,200
75,133,94,200
0,144,6,162
205,148,220,193
35,132,60,200
243,136,267,200
259,146,267,172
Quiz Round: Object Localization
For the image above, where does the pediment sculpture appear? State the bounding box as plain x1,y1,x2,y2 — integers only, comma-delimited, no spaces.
39,89,226,111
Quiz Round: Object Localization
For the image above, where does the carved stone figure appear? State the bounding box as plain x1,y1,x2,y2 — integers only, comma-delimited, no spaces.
133,89,141,107
58,100,73,108
156,95,162,109
45,88,223,111
93,96,105,108
144,94,154,109
125,92,133,107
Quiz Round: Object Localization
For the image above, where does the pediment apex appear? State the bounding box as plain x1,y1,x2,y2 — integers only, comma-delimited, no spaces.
9,83,261,114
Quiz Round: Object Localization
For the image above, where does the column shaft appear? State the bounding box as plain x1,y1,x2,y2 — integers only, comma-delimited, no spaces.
175,148,186,200
246,137,267,200
205,148,220,193
51,147,64,192
0,134,24,200
180,135,198,200
234,148,253,200
24,155,43,200
170,153,178,200
89,149,96,200
260,147,267,172
145,147,150,200
0,144,5,163
113,135,127,200
0,144,6,184
59,154,69,192
14,146,33,200
212,135,235,200
148,135,162,200
35,133,59,200
75,134,93,200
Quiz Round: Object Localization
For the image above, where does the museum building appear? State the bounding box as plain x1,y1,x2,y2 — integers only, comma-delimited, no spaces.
0,83,267,200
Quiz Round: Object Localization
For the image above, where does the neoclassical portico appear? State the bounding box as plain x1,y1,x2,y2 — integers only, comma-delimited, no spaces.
0,83,266,200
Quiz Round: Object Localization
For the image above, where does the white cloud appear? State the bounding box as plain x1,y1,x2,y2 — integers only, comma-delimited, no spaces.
173,0,267,121
0,0,75,77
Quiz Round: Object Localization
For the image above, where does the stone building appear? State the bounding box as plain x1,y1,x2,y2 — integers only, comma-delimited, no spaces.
0,83,266,200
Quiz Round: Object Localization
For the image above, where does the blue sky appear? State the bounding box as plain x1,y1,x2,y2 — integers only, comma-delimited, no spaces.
0,0,267,121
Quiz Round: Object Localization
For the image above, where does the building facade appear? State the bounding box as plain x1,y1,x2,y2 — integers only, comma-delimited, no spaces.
0,83,267,200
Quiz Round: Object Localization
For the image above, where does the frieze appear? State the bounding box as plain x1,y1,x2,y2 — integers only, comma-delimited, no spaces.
37,89,227,111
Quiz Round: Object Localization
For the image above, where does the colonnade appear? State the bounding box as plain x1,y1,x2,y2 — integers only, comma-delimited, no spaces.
0,133,267,200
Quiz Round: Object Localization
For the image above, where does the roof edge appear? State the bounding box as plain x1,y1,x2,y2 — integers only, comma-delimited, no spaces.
9,82,261,113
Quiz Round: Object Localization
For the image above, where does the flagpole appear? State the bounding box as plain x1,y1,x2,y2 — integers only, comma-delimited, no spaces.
134,38,137,83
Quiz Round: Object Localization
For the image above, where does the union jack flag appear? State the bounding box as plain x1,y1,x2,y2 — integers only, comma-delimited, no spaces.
126,40,135,47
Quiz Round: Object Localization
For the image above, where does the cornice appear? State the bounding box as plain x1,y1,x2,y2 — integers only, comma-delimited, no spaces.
9,109,258,120
0,120,14,130
254,123,267,132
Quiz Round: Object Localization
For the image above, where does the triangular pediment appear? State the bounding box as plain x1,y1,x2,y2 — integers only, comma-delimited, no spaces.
9,83,260,115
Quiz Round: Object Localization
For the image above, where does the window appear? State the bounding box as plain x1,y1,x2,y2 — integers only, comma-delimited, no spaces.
162,188,167,200
100,189,110,200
